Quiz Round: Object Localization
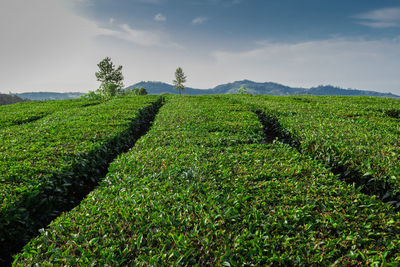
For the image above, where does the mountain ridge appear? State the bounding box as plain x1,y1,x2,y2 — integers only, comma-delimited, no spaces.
126,80,399,98
6,80,399,100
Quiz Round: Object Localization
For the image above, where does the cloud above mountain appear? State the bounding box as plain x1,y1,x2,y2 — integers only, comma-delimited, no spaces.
2,0,400,94
355,7,400,28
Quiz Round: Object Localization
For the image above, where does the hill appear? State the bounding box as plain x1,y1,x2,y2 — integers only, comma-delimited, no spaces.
15,92,84,100
6,81,398,100
10,95,400,265
126,80,399,98
125,81,206,95
0,93,29,105
307,85,399,97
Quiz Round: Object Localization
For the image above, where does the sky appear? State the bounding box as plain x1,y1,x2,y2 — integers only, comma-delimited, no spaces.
1,0,400,94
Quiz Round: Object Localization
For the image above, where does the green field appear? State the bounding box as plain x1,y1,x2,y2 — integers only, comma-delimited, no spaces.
240,95,400,204
1,95,400,265
0,98,101,129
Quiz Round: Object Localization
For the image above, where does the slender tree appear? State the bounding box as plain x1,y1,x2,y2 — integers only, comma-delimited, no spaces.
173,67,187,95
95,57,124,97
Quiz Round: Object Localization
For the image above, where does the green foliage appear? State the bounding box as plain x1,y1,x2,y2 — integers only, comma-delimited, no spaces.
99,82,121,98
173,67,187,95
242,95,400,205
126,87,148,95
385,109,400,119
0,98,100,129
94,57,124,99
0,96,162,263
14,95,400,266
95,57,124,89
81,84,124,101
238,87,248,94
138,87,148,95
80,91,104,101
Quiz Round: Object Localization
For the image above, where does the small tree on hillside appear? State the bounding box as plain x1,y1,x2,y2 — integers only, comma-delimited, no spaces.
99,83,119,98
173,67,186,95
132,87,148,95
95,57,124,97
238,87,248,94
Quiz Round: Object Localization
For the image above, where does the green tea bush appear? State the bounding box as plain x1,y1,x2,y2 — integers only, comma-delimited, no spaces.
14,96,400,265
0,95,162,263
243,95,400,205
0,98,100,129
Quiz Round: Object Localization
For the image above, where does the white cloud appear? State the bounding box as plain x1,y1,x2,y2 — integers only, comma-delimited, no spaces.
1,0,400,95
101,24,181,48
0,0,108,92
192,17,208,25
357,21,398,29
211,38,400,93
0,0,182,93
154,13,166,22
354,7,400,28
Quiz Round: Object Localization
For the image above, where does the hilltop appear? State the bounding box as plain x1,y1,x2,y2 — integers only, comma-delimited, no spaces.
7,80,398,101
127,80,399,98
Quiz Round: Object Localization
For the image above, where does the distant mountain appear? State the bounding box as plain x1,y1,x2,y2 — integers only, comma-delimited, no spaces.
15,92,84,100
7,81,398,101
209,80,305,95
307,85,399,97
126,80,399,98
125,81,207,95
0,93,29,105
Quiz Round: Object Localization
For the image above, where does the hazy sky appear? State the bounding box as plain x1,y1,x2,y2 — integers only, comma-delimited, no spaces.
1,0,400,94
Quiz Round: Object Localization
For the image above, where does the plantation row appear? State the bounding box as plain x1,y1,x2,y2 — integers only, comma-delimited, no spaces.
240,95,400,205
14,96,400,265
0,98,101,129
0,95,162,263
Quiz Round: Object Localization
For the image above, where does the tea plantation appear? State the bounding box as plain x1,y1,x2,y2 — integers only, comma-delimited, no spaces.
241,95,400,205
1,95,400,265
0,95,162,263
0,98,101,129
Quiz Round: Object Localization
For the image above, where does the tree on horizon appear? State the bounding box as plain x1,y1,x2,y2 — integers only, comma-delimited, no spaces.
173,67,187,95
95,57,124,98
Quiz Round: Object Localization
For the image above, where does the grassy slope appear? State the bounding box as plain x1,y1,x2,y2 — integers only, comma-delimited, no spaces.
0,98,100,129
14,95,400,265
241,95,400,204
0,95,162,263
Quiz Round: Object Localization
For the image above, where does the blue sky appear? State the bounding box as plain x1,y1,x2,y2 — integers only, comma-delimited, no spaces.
1,0,400,93
82,0,400,42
